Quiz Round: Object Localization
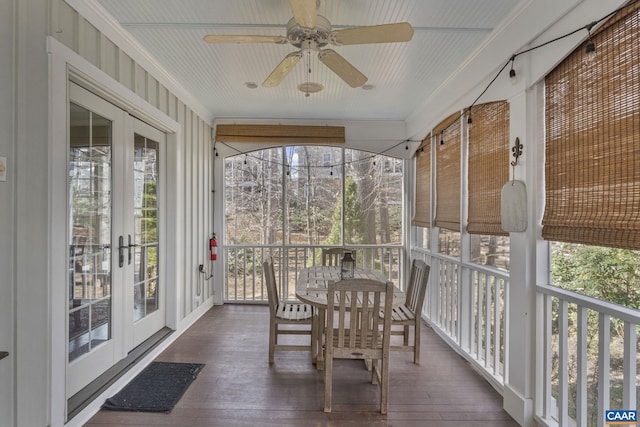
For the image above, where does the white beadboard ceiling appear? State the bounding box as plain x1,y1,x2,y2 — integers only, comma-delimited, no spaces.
94,0,527,122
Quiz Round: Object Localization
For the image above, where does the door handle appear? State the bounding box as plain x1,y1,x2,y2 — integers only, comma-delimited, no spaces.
127,235,139,265
0,351,8,360
118,236,125,268
118,235,139,267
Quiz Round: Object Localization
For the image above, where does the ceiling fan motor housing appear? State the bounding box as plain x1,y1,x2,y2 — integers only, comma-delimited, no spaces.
287,15,332,48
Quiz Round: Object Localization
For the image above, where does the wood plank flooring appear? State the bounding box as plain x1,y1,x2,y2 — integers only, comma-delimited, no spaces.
85,305,520,426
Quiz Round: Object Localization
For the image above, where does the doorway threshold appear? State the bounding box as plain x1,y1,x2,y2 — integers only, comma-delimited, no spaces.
67,327,173,420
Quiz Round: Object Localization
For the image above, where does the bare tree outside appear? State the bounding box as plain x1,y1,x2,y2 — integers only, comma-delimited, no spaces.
286,146,342,246
224,145,404,301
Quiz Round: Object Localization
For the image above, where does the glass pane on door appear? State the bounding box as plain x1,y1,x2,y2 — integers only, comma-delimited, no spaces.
133,134,159,322
68,103,112,362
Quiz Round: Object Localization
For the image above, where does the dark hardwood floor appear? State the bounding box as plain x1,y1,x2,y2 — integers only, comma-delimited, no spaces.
85,304,520,426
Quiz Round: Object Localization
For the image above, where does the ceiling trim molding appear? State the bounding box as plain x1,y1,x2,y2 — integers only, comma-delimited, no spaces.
64,0,215,124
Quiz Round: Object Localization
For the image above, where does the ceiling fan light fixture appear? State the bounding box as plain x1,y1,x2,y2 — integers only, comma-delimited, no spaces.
362,84,375,90
298,82,324,95
244,82,258,89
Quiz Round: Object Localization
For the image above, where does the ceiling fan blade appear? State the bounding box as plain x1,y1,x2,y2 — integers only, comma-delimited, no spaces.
331,22,414,46
203,34,288,44
318,49,367,88
289,0,318,29
262,52,303,88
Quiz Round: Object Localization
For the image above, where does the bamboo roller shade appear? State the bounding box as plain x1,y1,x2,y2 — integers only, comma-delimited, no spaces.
543,3,640,249
467,101,510,236
413,134,431,228
215,124,345,144
435,116,461,232
433,112,461,137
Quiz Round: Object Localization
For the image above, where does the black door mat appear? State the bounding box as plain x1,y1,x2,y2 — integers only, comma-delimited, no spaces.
102,361,205,413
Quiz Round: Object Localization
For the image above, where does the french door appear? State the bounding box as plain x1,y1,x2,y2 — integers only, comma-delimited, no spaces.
66,83,166,397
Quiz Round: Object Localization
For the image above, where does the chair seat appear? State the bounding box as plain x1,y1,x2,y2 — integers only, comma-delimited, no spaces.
388,304,416,324
330,330,384,357
275,302,314,322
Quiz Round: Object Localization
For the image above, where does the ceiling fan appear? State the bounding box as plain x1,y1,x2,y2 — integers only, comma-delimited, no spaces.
203,0,414,89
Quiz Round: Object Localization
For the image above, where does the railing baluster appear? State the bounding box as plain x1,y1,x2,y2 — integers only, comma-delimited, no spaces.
501,278,508,377
462,270,473,353
438,263,443,326
493,277,500,375
543,294,553,420
232,249,238,301
442,264,448,329
623,321,636,410
452,265,457,335
576,305,587,427
445,264,450,332
597,313,611,427
484,274,491,367
448,264,453,332
477,273,484,360
451,265,456,335
471,272,476,358
453,264,459,338
558,299,569,426
251,247,256,301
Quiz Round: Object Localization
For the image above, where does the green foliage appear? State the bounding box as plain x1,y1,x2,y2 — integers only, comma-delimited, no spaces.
550,242,640,424
326,177,366,245
552,243,640,309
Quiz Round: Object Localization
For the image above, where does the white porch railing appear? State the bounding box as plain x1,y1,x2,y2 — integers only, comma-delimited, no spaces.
223,244,404,303
536,284,640,427
411,250,509,391
406,249,640,426
226,244,510,392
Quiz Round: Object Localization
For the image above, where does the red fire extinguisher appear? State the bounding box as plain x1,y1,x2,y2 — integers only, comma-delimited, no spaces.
209,234,218,261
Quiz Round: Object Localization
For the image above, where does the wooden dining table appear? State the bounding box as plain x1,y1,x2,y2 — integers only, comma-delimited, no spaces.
295,265,404,369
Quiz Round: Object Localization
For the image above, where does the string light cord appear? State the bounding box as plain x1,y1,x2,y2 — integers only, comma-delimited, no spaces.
213,1,638,158
215,138,421,172
434,0,639,138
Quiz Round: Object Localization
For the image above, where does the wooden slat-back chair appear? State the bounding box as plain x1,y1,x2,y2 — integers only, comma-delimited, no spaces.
321,247,357,267
389,259,430,364
324,278,394,414
263,256,315,365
